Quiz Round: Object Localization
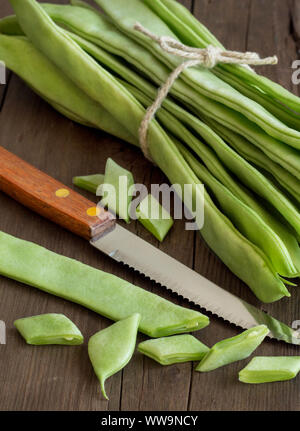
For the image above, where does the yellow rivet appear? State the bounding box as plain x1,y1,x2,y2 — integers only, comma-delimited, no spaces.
55,188,70,198
87,206,101,217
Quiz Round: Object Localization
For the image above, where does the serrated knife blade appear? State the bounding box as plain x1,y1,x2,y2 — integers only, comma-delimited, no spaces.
92,225,300,345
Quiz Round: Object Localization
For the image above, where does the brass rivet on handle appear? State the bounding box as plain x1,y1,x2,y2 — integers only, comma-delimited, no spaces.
87,206,101,217
55,188,70,198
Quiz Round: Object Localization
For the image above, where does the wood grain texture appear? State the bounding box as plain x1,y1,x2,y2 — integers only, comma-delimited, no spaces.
0,0,299,412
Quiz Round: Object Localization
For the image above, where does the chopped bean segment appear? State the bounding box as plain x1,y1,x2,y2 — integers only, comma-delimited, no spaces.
88,313,140,399
136,194,173,242
239,356,300,384
14,313,83,345
196,325,269,372
138,334,209,365
103,158,134,223
73,174,104,194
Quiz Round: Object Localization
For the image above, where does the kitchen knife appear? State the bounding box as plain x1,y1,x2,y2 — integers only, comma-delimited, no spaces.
0,146,299,345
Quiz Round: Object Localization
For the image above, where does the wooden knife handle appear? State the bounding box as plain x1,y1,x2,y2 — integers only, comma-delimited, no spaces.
0,146,115,240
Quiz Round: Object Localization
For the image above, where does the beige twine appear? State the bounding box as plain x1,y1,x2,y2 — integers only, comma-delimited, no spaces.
134,22,278,161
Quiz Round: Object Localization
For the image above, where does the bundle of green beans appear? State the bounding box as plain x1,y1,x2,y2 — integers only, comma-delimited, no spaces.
1,0,300,303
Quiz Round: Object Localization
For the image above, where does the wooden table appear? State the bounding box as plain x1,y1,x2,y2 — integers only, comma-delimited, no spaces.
0,0,300,411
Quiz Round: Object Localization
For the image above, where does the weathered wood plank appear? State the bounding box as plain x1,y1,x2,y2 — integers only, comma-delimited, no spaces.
0,0,300,412
193,0,252,50
180,0,192,8
248,0,298,93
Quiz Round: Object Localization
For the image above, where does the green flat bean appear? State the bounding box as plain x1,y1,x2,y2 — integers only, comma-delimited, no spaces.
0,34,136,145
88,313,140,399
212,66,300,131
138,334,209,365
70,0,95,11
188,112,300,236
0,231,208,337
158,0,223,48
9,0,152,153
239,356,300,384
189,97,300,183
73,174,105,194
205,118,300,205
196,325,269,372
177,143,297,278
136,194,173,242
14,313,83,345
50,101,96,128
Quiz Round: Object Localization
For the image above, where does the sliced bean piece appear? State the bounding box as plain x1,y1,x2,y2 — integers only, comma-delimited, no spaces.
102,158,134,223
88,313,140,399
0,15,24,35
73,174,104,194
138,334,209,365
136,194,173,242
196,325,269,372
14,313,83,345
239,356,300,384
0,231,208,337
